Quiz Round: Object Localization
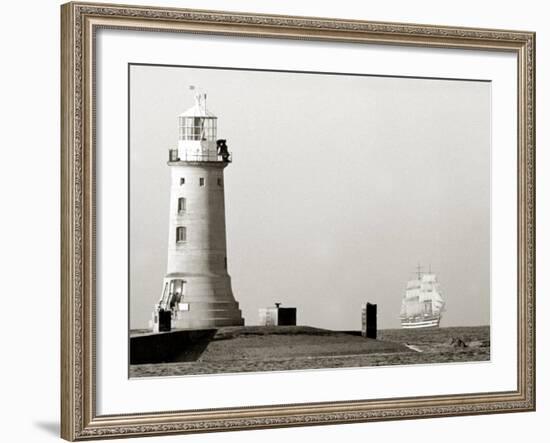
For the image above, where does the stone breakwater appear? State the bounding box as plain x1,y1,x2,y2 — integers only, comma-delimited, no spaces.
129,325,490,378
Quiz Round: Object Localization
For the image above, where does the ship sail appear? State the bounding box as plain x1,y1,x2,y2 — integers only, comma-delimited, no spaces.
400,268,445,329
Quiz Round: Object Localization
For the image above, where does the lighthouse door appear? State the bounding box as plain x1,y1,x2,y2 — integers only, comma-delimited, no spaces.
168,279,185,308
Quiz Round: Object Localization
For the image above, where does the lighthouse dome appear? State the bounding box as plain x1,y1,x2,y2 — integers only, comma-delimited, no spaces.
178,92,216,118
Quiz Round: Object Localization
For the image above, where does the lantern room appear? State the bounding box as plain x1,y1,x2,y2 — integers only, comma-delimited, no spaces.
175,90,224,162
178,92,217,141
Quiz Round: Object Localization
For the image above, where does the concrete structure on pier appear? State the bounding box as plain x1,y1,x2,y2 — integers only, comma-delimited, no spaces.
361,302,377,339
259,303,297,326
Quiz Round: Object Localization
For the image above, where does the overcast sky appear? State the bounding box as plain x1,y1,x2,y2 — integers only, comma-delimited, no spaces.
129,64,490,331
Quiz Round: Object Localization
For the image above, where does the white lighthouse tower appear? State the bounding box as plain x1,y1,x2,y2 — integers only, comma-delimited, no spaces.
151,89,244,330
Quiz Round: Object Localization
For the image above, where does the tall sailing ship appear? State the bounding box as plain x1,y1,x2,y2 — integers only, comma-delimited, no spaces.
400,267,445,329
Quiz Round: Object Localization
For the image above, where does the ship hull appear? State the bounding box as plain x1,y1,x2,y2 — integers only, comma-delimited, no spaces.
401,316,441,329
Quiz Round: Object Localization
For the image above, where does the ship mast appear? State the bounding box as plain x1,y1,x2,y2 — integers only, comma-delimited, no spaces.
416,263,423,280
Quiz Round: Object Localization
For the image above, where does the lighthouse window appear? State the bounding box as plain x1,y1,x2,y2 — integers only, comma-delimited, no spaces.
217,178,223,187
176,226,186,243
180,177,185,185
177,197,186,213
199,177,205,186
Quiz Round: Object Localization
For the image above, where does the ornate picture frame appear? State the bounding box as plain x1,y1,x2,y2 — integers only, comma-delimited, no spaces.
61,1,535,440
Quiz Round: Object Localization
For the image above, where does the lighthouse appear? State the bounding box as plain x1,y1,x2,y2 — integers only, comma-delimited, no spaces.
151,89,244,331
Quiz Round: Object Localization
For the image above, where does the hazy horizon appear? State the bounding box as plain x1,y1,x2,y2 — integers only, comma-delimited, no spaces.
129,64,491,331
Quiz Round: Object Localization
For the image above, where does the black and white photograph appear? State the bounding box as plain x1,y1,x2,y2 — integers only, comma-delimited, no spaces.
129,64,491,377
52,1,537,441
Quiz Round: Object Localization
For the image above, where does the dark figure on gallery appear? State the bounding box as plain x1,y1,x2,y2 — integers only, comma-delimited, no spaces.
217,139,230,162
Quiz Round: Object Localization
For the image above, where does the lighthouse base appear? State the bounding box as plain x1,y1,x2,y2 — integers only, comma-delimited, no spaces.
151,274,245,331
172,300,244,329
